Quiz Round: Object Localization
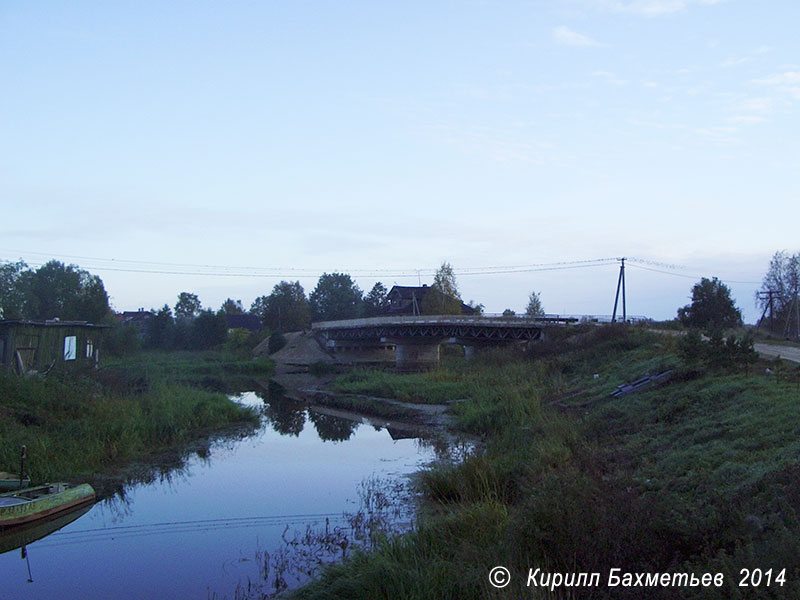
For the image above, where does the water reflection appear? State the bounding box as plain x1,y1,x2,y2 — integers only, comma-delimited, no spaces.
0,504,93,556
262,399,306,436
249,382,360,442
229,473,416,599
93,428,252,520
307,411,359,442
0,383,463,599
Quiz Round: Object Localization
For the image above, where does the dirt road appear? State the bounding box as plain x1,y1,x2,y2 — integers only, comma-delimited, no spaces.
649,329,800,365
754,343,800,364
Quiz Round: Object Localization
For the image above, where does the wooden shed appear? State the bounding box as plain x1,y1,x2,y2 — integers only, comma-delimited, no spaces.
0,320,110,375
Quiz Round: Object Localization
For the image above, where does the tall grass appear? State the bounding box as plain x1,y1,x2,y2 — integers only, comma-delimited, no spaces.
101,349,274,392
332,368,474,404
292,325,800,600
0,352,265,483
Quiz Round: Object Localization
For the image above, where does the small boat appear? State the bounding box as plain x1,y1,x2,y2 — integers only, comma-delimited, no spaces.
0,472,31,492
0,503,92,555
0,483,95,531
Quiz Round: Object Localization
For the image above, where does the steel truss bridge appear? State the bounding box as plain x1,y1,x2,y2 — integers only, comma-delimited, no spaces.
312,315,577,367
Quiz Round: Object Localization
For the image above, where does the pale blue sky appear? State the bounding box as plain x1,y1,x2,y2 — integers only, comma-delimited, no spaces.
1,1,797,322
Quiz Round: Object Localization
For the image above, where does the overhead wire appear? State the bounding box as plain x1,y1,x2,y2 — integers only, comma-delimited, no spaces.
0,252,619,279
626,262,762,285
0,252,762,284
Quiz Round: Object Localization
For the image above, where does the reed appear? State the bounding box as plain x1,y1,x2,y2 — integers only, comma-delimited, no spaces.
0,351,265,484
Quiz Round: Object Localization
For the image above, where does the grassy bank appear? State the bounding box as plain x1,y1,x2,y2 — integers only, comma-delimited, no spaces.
0,351,271,484
102,350,274,393
293,325,800,600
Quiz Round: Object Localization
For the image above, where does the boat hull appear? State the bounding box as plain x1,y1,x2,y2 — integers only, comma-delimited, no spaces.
0,504,92,555
0,483,96,530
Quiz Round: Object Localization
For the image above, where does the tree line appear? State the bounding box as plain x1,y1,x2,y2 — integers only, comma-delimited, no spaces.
0,260,111,323
4,251,795,356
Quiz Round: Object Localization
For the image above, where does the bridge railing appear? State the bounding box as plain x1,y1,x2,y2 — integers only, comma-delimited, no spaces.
482,313,651,324
313,314,650,330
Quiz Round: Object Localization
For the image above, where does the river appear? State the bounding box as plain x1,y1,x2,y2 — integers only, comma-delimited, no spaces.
0,388,450,599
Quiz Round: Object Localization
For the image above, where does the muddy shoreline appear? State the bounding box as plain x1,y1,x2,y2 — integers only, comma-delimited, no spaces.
266,361,465,444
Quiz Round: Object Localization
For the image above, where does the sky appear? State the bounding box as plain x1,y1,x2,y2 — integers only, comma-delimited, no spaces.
1,0,798,323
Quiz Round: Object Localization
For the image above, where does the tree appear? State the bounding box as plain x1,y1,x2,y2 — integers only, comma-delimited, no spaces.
221,298,244,314
363,282,389,317
146,305,175,349
0,260,28,319
190,309,228,349
758,250,800,335
175,292,202,320
309,273,363,321
466,300,484,315
19,260,110,323
421,262,463,315
105,324,142,357
677,277,742,331
252,281,311,332
268,331,287,354
526,291,545,317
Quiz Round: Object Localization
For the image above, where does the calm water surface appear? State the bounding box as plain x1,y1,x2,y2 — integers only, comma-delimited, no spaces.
0,390,442,599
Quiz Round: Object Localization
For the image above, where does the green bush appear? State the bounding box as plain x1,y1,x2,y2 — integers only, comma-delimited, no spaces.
104,324,142,357
224,328,253,359
268,331,287,354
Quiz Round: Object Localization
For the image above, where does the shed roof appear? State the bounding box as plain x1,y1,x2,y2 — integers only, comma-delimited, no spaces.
0,319,111,329
387,285,430,300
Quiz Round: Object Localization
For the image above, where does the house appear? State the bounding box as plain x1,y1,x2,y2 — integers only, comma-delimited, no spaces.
384,285,476,316
0,319,110,375
117,309,154,339
225,313,263,333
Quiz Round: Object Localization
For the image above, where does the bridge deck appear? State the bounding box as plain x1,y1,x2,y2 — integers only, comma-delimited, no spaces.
313,315,571,330
313,315,553,342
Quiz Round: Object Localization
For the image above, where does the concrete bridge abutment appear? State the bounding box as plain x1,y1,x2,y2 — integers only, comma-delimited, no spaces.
390,339,441,370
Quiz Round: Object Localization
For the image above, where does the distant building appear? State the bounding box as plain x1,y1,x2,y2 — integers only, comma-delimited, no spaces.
225,313,263,333
0,319,110,375
117,309,154,339
385,285,476,316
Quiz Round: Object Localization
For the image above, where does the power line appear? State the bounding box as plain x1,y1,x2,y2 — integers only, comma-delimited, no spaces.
0,252,618,279
626,262,762,285
1,252,762,284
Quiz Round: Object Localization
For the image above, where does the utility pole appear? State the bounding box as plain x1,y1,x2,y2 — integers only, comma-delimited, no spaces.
757,290,778,332
783,293,800,340
611,257,626,323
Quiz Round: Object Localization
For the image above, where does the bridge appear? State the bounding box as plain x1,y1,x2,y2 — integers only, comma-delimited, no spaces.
312,315,577,368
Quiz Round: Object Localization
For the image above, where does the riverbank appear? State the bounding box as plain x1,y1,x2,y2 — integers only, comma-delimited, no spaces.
0,351,271,492
287,324,800,600
0,386,435,600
